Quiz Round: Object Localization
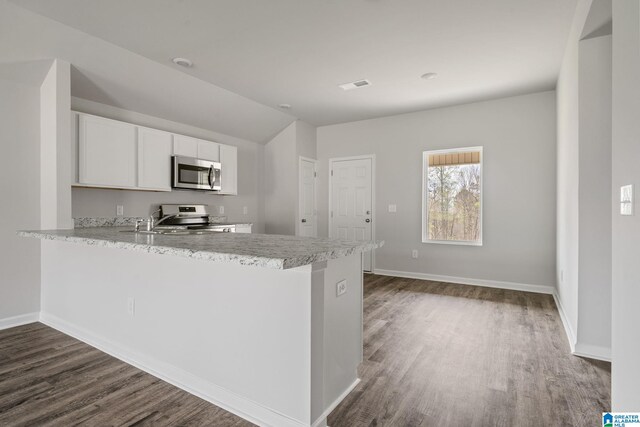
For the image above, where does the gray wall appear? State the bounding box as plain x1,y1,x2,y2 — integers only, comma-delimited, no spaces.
0,74,41,321
264,120,318,236
264,122,297,235
317,91,557,288
577,34,612,355
611,0,640,410
70,98,266,232
555,0,613,360
556,5,583,338
296,120,318,160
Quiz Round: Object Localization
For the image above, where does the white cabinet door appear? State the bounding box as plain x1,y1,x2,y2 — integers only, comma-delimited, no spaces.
173,135,219,161
219,144,238,195
79,114,136,187
197,140,220,162
173,135,199,158
138,127,173,191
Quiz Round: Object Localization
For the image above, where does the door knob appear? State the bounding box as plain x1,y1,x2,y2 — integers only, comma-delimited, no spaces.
301,219,307,223
365,219,371,223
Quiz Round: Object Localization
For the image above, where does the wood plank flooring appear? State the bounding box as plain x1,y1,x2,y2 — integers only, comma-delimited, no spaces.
0,275,610,426
328,275,610,427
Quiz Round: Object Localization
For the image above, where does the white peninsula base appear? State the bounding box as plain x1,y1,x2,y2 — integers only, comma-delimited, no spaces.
39,239,364,427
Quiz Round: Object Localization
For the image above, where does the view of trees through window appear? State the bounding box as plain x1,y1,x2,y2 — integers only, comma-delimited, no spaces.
425,149,482,243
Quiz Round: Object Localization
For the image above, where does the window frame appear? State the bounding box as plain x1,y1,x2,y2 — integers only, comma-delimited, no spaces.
421,146,483,246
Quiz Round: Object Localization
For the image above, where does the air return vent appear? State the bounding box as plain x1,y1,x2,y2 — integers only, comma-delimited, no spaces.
339,79,372,91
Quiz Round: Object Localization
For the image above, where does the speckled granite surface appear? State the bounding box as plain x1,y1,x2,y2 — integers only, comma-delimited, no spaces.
74,217,253,228
19,227,382,269
74,217,140,228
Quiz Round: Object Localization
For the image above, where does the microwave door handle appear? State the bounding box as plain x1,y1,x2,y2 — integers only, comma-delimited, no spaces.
208,166,214,189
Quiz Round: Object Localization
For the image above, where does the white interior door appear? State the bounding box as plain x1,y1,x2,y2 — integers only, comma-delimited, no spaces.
330,157,373,271
298,157,317,237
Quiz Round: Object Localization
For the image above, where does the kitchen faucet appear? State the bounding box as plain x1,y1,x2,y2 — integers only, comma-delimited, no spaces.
134,209,179,232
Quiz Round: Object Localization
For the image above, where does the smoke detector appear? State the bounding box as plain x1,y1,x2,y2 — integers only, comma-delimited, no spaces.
339,79,372,91
172,57,193,68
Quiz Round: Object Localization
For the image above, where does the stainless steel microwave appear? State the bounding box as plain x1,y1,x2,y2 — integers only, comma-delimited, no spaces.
172,156,221,191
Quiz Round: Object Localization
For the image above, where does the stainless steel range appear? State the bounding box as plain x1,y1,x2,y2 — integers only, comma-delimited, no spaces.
156,204,236,233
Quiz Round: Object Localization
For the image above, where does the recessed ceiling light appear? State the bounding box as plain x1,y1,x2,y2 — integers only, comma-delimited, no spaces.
172,57,193,68
278,103,292,109
421,72,438,80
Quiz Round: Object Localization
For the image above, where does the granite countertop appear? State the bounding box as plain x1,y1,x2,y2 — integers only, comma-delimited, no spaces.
19,227,383,270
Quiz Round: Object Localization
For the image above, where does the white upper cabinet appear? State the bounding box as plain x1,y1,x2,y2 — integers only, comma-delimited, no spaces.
219,144,238,195
74,112,237,195
138,127,173,191
197,140,220,162
173,135,220,162
172,134,199,158
79,114,137,188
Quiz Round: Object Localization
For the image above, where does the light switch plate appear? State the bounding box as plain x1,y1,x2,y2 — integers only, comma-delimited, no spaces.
621,185,634,215
388,204,397,213
219,206,225,215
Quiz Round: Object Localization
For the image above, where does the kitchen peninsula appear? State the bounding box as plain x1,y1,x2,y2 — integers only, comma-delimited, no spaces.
20,227,381,427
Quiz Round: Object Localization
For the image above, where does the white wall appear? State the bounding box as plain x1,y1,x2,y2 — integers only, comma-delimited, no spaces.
577,34,612,356
611,0,640,410
70,98,266,232
41,59,73,230
0,72,42,323
555,0,596,349
296,120,318,160
264,120,318,235
556,8,585,341
318,91,557,289
555,0,612,360
264,122,297,235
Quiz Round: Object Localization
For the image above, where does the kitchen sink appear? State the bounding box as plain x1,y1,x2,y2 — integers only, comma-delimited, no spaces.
120,229,217,235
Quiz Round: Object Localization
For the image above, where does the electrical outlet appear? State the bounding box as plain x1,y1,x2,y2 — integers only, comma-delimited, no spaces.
127,297,135,317
243,206,248,215
219,206,225,215
412,250,419,259
116,205,124,216
336,280,347,297
388,204,397,213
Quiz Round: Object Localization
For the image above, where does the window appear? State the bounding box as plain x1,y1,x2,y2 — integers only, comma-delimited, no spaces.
422,147,483,245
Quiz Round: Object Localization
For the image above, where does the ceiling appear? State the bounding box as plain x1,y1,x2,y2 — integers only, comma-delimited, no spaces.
9,0,577,127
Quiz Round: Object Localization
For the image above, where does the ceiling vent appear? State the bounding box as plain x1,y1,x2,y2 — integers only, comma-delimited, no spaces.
339,79,372,91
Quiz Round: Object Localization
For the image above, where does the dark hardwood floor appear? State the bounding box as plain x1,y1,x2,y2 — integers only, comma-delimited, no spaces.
0,275,610,426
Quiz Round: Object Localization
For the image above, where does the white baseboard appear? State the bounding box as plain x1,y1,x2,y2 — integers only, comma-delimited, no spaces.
552,292,576,353
311,378,360,427
551,293,611,362
39,312,310,427
0,312,39,331
373,269,555,295
574,343,612,362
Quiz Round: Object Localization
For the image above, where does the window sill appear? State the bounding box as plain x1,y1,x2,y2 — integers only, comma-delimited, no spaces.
422,239,483,247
